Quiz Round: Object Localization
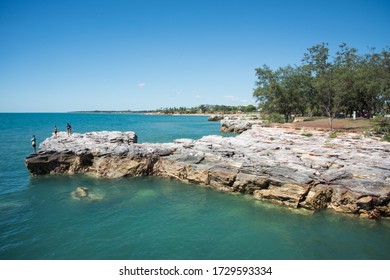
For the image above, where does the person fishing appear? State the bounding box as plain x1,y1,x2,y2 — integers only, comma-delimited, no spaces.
31,135,37,154
54,125,58,138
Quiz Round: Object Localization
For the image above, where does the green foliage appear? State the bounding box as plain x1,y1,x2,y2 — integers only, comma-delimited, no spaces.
159,104,258,115
254,65,308,123
264,113,285,123
328,131,338,138
324,140,337,148
253,43,390,130
301,132,313,137
363,130,371,138
372,116,390,141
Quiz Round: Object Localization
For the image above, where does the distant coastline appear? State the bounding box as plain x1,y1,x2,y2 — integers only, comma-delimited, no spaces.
69,110,152,114
69,104,258,116
69,110,213,116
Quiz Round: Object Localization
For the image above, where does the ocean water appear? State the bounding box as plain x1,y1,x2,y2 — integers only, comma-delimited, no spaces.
0,113,389,260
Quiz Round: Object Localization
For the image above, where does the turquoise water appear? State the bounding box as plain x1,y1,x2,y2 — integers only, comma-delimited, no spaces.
0,113,389,260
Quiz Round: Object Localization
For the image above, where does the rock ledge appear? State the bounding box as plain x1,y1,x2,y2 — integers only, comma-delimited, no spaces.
25,128,390,219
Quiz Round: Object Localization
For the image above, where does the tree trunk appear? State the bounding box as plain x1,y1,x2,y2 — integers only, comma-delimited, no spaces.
328,116,333,131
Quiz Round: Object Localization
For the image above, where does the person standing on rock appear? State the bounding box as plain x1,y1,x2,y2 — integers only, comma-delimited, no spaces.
31,135,37,154
66,123,72,136
54,125,58,138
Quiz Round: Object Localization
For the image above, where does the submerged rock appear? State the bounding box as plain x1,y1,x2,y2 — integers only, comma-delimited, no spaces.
25,127,390,219
72,186,102,201
74,186,89,198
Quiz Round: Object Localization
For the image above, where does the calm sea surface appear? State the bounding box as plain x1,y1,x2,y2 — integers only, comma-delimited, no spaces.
0,113,389,260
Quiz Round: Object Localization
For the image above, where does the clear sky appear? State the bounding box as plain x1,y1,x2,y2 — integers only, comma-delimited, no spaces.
0,0,389,112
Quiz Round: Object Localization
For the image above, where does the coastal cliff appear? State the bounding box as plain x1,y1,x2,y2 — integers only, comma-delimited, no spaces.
25,128,390,219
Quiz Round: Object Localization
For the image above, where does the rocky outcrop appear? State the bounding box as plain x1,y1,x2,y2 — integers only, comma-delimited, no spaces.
208,115,224,121
219,115,263,133
25,127,390,219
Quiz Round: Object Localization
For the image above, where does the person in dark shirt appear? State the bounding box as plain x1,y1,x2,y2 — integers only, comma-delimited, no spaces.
31,135,37,154
54,125,58,138
66,123,72,136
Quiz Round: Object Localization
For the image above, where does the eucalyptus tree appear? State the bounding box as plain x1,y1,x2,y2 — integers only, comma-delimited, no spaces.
253,65,307,123
333,43,360,116
302,43,341,130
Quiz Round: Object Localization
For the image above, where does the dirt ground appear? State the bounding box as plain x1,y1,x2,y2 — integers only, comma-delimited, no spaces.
280,117,373,132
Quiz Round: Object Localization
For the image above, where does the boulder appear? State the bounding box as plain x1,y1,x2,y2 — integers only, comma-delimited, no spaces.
208,115,224,121
74,186,89,198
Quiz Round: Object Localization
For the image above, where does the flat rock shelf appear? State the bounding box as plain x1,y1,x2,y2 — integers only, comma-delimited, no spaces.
25,127,390,219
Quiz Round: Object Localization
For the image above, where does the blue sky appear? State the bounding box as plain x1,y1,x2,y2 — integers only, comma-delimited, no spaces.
0,0,389,112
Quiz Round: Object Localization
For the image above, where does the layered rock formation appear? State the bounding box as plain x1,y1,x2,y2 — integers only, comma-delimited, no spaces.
25,128,390,219
219,115,262,133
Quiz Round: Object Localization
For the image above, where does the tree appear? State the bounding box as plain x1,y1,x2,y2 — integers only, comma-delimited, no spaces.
254,43,390,128
302,43,341,130
244,105,257,112
333,43,359,115
253,65,307,122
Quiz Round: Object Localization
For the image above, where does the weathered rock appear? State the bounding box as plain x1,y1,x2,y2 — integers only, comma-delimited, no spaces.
233,172,270,194
209,166,238,192
356,196,374,210
74,186,89,198
329,187,361,214
253,183,311,208
300,184,333,210
72,186,103,201
25,126,390,219
220,120,255,133
219,115,263,133
208,115,224,121
359,209,381,219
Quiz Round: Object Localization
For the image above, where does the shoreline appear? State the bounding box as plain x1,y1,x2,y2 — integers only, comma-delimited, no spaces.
25,125,390,220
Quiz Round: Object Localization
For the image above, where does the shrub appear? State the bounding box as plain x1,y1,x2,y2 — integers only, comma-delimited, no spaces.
328,131,337,138
363,130,371,138
372,116,390,141
301,132,313,137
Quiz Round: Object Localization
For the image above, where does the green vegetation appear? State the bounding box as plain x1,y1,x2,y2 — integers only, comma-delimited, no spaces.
301,132,313,137
71,105,258,115
262,113,285,123
253,43,390,130
372,115,390,141
324,140,337,148
159,104,257,115
328,131,338,138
